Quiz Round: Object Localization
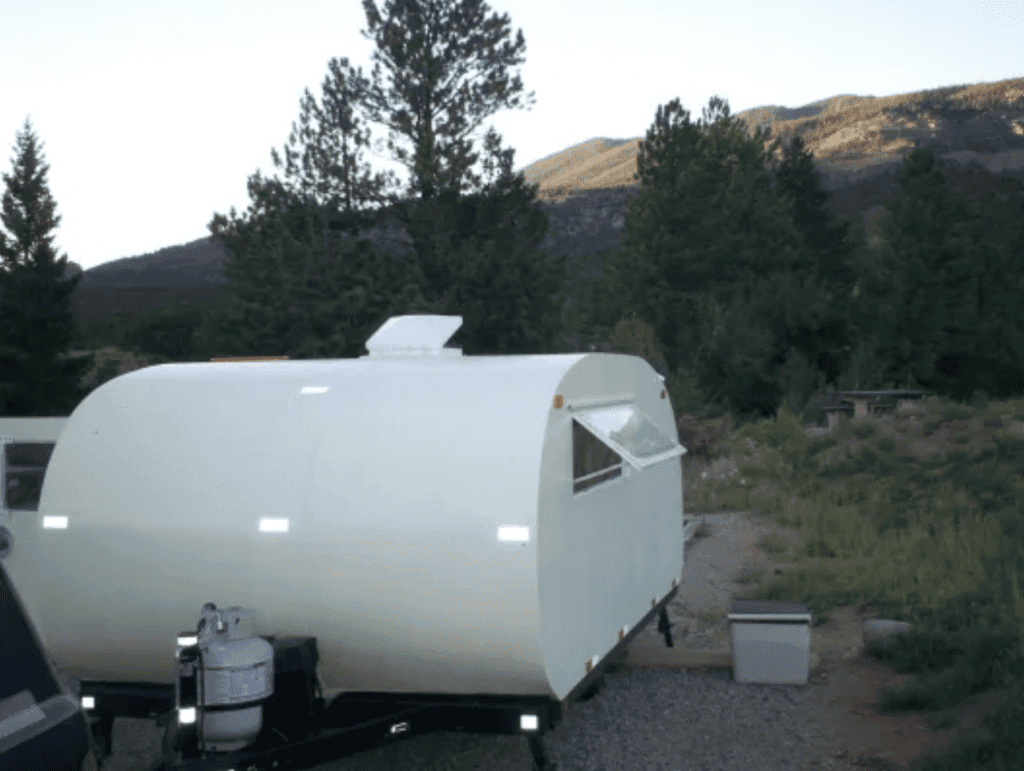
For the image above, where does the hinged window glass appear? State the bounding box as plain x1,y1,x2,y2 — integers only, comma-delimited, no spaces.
573,404,684,491
573,420,623,493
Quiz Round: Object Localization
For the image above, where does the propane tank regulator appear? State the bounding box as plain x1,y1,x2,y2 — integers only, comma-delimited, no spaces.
173,602,275,753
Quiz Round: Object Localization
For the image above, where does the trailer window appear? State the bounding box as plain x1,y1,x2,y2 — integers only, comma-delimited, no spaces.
573,420,622,493
574,404,685,478
2,442,55,512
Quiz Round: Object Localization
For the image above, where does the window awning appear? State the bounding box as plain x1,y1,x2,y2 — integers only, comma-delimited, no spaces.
573,404,685,471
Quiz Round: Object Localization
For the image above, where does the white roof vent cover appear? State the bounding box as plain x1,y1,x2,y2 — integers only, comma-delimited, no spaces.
362,315,464,358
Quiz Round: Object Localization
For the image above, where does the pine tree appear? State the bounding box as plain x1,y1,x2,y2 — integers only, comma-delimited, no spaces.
199,0,560,359
201,171,434,359
0,117,94,416
198,50,425,360
586,95,828,423
584,98,706,364
388,172,568,354
269,55,400,216
355,0,567,354
909,161,1024,399
768,133,864,388
853,149,995,397
358,0,535,203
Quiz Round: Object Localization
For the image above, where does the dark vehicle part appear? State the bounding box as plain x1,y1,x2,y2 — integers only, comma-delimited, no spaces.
0,559,97,770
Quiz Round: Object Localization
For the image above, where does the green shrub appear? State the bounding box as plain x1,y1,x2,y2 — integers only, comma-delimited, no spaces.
969,390,989,411
875,435,896,454
852,422,877,441
607,312,671,379
759,533,790,555
800,538,837,559
855,446,878,474
824,449,860,477
941,405,973,423
992,434,1024,466
737,404,805,449
798,392,832,427
794,476,822,498
875,497,911,533
807,435,838,454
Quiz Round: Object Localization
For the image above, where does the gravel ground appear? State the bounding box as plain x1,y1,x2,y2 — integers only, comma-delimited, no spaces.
95,668,859,771
528,509,861,771
538,667,859,771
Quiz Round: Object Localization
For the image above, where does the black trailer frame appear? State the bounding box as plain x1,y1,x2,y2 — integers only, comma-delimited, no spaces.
77,586,678,771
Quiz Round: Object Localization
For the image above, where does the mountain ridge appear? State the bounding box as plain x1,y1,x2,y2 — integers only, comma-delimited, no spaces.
60,76,1024,327
517,78,1024,201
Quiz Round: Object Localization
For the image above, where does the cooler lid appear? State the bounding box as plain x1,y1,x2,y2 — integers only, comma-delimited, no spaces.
727,599,813,623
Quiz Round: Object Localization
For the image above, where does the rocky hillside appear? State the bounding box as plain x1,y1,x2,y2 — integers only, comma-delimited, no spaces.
520,77,1024,202
74,237,230,290
520,77,1024,259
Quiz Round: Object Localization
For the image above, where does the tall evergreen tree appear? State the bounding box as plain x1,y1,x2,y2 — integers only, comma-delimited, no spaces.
199,0,560,360
851,148,1010,398
581,98,706,363
356,0,569,354
902,158,1024,399
269,55,400,216
388,171,567,354
0,117,94,416
584,96,830,423
358,0,535,203
767,133,865,388
201,50,432,359
201,171,434,359
943,164,1024,399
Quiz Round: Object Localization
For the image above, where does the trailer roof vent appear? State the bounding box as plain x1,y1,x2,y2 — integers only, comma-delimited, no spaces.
361,315,463,358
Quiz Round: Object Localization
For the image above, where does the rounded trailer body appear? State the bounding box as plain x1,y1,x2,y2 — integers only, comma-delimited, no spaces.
4,316,685,702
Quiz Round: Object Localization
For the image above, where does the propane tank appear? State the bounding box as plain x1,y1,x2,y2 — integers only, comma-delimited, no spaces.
175,603,274,753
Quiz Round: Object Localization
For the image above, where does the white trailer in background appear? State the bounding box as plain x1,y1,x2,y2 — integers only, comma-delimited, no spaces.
1,314,687,770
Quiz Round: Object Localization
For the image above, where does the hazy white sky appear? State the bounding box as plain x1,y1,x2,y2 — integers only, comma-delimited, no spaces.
2,0,1023,270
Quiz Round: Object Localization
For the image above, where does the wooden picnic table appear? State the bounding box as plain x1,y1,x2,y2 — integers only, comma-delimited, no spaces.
823,389,929,431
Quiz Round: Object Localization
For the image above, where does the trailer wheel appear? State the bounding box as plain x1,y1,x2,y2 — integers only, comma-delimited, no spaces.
80,748,99,771
88,716,112,763
157,715,184,769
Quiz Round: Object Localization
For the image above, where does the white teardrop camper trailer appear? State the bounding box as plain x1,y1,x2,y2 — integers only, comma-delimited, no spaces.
1,314,686,766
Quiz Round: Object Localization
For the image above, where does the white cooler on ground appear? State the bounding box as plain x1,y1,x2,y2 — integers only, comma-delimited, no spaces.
728,600,814,685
